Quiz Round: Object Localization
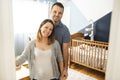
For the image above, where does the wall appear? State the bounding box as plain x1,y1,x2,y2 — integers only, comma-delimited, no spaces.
106,0,120,79
0,0,16,79
94,12,111,42
80,12,111,42
71,0,113,42
72,0,113,21
62,0,113,34
63,1,89,34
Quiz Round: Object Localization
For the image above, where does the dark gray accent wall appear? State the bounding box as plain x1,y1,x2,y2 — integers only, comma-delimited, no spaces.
79,12,111,42
94,12,111,42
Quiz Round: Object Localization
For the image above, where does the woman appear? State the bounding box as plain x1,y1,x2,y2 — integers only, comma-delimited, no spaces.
16,19,64,80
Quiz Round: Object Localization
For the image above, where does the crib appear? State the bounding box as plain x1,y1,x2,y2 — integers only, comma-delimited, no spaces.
69,33,109,73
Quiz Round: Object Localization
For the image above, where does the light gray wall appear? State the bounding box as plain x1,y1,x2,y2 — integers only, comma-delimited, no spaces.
72,0,113,21
63,1,89,34
0,0,16,79
105,0,120,79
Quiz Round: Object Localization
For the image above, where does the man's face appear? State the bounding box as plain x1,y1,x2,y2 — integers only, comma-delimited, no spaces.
50,5,64,24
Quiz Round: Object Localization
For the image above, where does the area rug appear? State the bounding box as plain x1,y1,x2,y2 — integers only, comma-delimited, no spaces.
67,68,97,80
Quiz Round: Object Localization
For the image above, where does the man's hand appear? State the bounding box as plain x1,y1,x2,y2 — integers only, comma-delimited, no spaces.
62,68,68,80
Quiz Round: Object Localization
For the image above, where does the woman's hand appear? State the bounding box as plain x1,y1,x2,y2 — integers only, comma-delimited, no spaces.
16,61,21,70
16,61,19,67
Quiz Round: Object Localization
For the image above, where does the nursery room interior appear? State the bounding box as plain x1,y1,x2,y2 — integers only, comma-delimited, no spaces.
1,0,120,80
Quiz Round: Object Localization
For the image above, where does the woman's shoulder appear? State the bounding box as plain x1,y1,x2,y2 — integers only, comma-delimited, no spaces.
54,40,59,45
52,40,61,48
27,39,36,47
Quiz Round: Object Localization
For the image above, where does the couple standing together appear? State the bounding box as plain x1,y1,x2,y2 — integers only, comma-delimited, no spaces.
16,2,70,80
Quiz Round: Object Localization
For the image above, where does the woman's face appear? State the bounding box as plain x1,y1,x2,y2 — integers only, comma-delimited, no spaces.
40,22,53,38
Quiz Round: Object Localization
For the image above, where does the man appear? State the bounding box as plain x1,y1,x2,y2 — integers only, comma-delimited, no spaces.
50,2,70,79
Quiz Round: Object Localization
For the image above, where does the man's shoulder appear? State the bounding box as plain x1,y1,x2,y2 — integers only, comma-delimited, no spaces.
59,23,69,32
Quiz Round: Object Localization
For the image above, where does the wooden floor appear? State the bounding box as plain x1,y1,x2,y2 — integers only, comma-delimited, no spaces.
70,63,105,80
18,63,105,80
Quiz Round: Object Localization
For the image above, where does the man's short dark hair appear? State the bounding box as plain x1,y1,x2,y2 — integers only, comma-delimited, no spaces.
51,2,64,10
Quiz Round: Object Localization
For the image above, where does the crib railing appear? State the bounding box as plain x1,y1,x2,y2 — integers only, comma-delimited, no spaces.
69,38,108,73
